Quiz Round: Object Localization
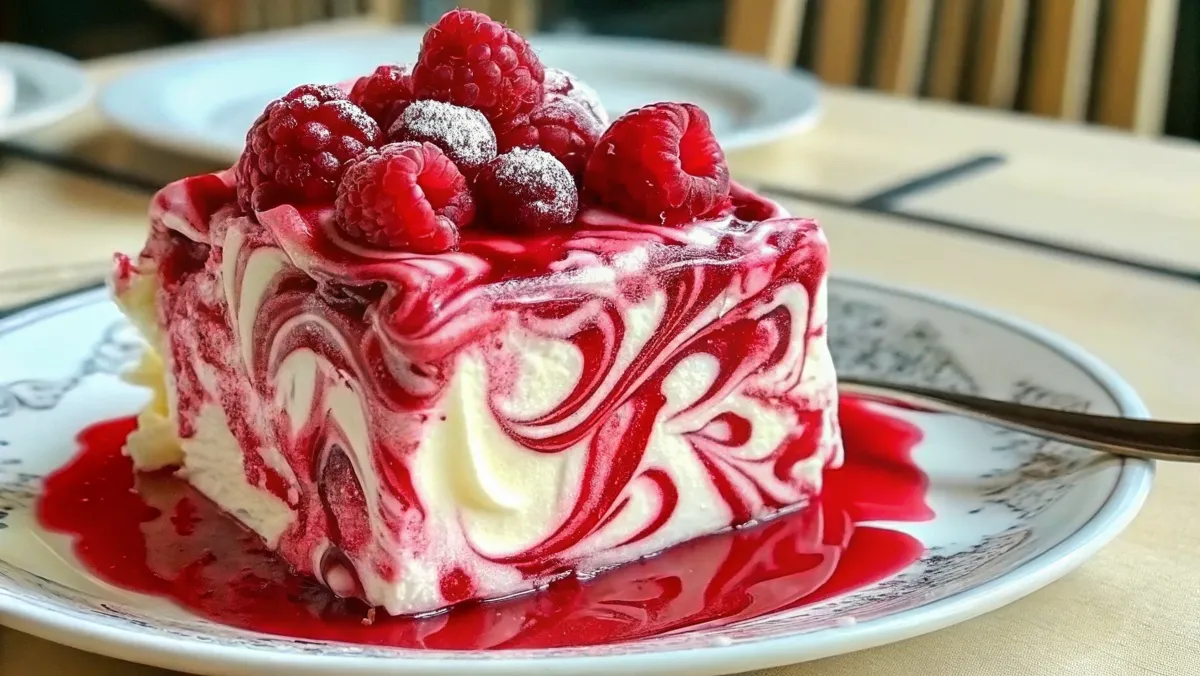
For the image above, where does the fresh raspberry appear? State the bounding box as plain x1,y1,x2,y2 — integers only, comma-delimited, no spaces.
411,9,545,127
348,64,414,129
543,67,608,127
335,142,474,253
583,102,730,226
388,100,497,175
497,97,602,181
475,148,578,233
237,84,381,213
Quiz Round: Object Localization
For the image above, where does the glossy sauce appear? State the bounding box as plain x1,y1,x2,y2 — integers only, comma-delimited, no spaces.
37,396,930,650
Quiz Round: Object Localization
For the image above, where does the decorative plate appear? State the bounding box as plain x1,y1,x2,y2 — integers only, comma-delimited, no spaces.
0,277,1152,676
98,29,821,162
0,43,93,139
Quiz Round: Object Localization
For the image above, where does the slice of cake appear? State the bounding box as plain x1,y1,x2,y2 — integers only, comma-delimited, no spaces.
111,9,842,616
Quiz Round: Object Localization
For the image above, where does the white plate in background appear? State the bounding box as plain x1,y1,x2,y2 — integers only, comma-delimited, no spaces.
0,43,93,139
99,29,822,163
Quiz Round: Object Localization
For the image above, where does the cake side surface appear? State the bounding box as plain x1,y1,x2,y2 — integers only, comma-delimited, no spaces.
114,171,840,615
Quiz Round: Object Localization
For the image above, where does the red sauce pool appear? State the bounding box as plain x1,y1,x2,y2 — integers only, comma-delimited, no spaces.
36,396,930,650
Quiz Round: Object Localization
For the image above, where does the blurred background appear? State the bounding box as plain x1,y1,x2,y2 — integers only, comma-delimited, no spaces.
2,0,1196,140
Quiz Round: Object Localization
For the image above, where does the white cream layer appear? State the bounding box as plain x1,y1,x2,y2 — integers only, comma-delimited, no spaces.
117,218,840,616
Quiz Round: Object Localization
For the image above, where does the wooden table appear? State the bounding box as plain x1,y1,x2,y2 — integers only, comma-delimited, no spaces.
2,22,1200,676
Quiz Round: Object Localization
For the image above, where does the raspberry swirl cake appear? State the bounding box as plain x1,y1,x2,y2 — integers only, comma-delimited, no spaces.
111,10,842,616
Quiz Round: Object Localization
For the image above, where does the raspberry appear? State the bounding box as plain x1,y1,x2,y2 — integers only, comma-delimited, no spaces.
411,9,545,127
583,102,730,226
348,64,414,129
497,97,602,181
237,84,381,213
335,142,474,253
543,67,608,127
388,100,497,175
475,148,578,233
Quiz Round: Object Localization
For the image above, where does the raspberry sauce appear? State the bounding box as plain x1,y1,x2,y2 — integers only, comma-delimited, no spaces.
36,396,929,650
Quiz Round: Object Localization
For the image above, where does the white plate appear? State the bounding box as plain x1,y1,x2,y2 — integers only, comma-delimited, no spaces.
99,29,822,162
0,43,93,139
0,277,1151,676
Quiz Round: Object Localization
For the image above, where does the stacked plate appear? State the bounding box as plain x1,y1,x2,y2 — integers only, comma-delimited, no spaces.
99,30,823,161
0,43,92,139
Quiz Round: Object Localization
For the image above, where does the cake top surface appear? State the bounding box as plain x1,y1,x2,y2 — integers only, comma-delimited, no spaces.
150,168,821,299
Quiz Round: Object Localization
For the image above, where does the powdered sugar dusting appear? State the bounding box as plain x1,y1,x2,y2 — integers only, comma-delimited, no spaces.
475,147,579,231
328,100,381,138
494,148,575,217
389,99,497,170
544,67,609,126
544,68,571,93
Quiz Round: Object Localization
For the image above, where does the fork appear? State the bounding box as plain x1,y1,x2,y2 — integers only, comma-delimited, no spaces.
841,377,1197,463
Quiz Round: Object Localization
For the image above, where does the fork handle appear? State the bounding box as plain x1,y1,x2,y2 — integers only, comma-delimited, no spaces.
839,377,1200,463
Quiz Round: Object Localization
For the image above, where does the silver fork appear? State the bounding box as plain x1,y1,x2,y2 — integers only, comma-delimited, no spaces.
841,377,1196,463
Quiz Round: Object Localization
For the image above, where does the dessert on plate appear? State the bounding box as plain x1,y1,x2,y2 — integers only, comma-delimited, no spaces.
111,9,843,616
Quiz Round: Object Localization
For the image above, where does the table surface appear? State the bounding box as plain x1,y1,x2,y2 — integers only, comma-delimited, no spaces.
2,20,1200,676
